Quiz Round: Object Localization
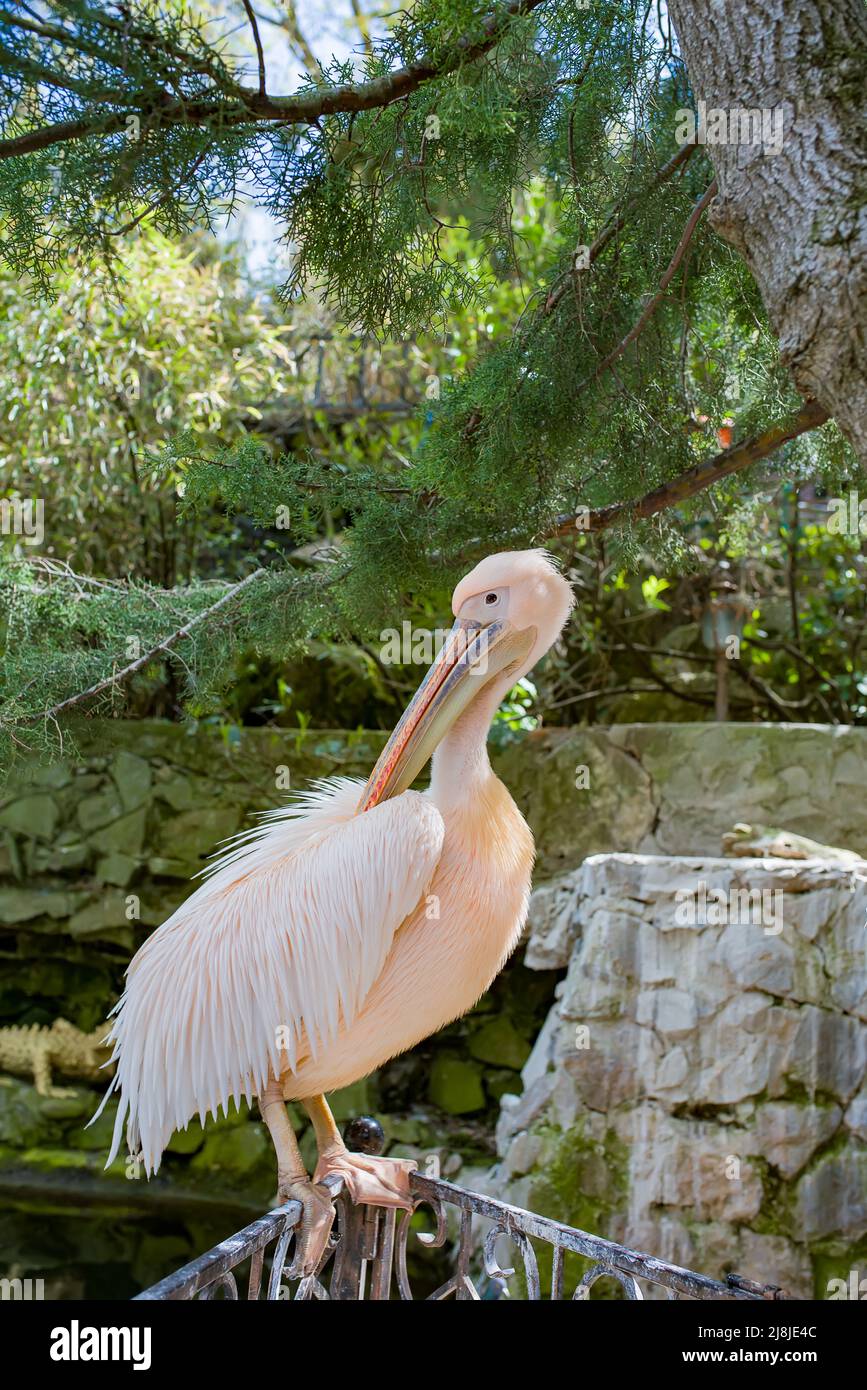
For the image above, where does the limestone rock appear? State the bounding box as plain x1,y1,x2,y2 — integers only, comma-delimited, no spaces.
68,894,135,942
844,1087,867,1142
78,790,124,834
189,1122,271,1183
755,1101,842,1178
90,807,148,858
739,1231,813,1300
696,994,800,1104
147,856,201,880
616,1105,764,1223
156,807,240,861
496,729,656,879
153,771,197,811
95,853,138,888
523,872,581,969
795,1149,867,1242
555,1019,645,1112
488,850,867,1298
467,1016,531,1070
785,1006,867,1103
0,888,81,924
715,923,795,997
495,1076,554,1155
502,1131,544,1178
636,987,697,1038
520,1002,562,1090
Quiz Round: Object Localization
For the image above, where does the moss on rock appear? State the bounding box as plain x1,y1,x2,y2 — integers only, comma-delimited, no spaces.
428,1057,486,1115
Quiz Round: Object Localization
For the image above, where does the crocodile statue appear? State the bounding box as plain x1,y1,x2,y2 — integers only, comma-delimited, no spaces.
0,1018,113,1097
721,823,864,866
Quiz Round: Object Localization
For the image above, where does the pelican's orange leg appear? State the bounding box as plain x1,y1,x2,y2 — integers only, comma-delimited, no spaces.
258,1077,335,1278
304,1093,416,1209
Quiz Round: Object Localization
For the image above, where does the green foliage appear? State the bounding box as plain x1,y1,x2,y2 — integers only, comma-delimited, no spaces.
0,227,292,582
538,508,867,726
0,0,860,760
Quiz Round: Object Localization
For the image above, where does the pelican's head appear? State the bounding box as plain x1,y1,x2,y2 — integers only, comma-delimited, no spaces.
359,549,573,810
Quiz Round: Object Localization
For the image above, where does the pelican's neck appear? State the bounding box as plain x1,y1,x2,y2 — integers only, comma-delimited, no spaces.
429,683,502,810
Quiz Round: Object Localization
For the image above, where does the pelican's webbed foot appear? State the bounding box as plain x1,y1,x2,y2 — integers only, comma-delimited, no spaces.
313,1148,417,1209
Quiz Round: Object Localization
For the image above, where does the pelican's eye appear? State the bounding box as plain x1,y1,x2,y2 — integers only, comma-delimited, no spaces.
456,585,510,626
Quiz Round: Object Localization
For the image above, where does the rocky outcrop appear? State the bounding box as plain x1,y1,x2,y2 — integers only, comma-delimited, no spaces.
492,853,867,1299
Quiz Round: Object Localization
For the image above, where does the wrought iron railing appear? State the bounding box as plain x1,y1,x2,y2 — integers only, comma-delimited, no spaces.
135,1171,792,1302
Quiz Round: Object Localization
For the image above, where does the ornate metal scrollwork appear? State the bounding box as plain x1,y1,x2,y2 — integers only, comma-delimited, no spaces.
137,1167,791,1303
484,1225,541,1299
573,1264,643,1301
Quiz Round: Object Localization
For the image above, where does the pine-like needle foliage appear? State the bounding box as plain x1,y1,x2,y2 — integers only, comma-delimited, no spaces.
0,0,854,766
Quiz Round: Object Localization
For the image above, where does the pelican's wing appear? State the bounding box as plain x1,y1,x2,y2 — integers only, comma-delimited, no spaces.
99,777,444,1173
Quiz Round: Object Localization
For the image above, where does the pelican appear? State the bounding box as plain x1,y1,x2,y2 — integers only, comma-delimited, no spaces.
96,549,573,1273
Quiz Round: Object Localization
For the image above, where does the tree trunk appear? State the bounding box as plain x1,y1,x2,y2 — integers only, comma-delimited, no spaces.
668,0,867,461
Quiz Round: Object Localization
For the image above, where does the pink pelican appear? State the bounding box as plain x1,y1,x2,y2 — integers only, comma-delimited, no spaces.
97,549,573,1273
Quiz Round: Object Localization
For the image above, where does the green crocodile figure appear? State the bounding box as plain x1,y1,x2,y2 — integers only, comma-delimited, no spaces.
0,1018,113,1098
721,823,864,866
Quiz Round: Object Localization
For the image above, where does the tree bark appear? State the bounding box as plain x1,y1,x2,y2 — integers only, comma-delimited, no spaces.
668,0,867,460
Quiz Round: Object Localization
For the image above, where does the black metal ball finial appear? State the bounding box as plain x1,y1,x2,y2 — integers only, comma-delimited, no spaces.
343,1115,385,1155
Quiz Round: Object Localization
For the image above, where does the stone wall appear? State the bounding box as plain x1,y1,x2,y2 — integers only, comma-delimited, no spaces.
495,721,867,877
491,853,867,1298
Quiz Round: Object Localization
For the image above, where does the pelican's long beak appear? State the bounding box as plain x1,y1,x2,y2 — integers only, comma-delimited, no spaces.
358,618,536,812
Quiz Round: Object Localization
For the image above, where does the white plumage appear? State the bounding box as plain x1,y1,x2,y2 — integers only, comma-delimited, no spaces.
96,777,443,1175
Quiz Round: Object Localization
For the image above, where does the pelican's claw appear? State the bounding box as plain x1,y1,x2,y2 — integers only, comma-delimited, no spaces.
278,1177,336,1279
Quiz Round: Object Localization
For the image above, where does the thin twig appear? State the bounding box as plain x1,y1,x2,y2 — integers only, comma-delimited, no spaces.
573,180,718,394
103,144,211,237
241,0,267,96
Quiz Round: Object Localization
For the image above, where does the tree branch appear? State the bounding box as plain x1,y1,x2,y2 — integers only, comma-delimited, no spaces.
0,0,546,161
548,399,830,536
